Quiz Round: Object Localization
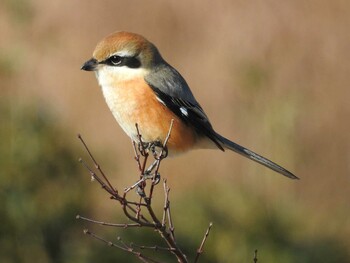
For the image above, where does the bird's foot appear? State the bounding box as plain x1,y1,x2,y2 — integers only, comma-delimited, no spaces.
150,141,168,160
137,140,168,159
135,172,160,198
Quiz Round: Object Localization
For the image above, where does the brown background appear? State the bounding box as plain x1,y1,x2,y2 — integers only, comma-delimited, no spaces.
1,0,349,262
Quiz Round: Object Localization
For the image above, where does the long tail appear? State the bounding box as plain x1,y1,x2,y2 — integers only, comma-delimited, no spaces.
215,134,298,179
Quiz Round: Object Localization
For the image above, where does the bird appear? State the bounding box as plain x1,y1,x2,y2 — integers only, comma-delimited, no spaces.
81,31,298,179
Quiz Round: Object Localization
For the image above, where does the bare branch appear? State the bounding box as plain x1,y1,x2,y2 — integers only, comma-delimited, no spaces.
131,243,176,252
163,119,174,148
78,158,115,196
163,179,175,242
132,140,143,172
124,177,148,193
194,222,213,263
76,215,142,228
83,229,160,263
77,121,213,263
78,134,117,194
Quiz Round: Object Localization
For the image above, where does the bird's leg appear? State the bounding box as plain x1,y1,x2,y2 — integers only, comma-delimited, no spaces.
138,141,151,156
132,140,167,198
141,141,167,185
137,140,168,170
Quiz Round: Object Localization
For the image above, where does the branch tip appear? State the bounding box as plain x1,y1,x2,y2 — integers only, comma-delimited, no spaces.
254,249,258,263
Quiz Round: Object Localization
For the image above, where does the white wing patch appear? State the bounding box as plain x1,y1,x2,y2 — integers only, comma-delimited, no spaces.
180,107,188,116
156,97,166,106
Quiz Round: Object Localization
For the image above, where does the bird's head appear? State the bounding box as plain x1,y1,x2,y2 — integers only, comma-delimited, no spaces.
81,31,163,83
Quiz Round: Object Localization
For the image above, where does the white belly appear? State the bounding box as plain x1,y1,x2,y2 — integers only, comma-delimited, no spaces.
101,84,141,141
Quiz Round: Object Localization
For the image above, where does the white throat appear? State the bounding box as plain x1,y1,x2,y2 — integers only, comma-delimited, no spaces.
95,66,147,87
94,65,149,141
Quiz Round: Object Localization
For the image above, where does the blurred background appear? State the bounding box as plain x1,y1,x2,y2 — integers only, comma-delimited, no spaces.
1,0,349,262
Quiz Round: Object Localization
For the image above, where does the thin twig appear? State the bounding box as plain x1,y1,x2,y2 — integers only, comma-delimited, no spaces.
194,223,213,263
163,179,175,242
120,196,154,227
135,123,149,169
146,202,187,263
253,249,258,263
131,243,176,252
78,158,115,196
124,177,148,193
162,119,174,148
83,229,160,263
132,140,143,172
78,134,117,194
117,236,131,250
76,215,142,228
153,227,187,263
162,179,168,227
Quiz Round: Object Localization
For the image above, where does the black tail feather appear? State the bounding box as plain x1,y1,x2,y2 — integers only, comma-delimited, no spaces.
216,134,298,179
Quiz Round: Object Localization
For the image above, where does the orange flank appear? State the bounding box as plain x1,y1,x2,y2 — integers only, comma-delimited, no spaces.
104,76,197,154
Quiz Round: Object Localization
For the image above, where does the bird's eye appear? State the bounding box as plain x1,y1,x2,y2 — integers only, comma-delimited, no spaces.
109,55,122,65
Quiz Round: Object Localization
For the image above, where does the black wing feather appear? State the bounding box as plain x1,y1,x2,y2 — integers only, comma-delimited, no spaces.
149,86,224,151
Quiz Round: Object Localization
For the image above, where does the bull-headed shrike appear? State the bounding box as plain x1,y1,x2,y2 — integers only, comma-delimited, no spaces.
81,31,297,179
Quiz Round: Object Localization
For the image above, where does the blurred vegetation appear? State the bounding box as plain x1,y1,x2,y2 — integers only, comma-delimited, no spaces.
174,184,350,263
0,100,92,263
3,0,34,24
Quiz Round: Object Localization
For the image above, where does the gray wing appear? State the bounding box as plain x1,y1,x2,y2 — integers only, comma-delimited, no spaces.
145,62,199,105
145,63,224,150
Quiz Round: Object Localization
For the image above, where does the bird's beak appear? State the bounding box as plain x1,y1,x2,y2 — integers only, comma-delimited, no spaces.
81,58,98,71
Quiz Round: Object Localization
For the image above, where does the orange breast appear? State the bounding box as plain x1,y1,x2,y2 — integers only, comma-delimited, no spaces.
104,76,198,154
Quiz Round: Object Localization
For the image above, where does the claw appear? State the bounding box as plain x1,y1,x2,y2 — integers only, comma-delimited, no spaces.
138,142,150,156
136,185,146,197
148,141,168,160
159,146,168,159
152,173,161,185
150,141,162,157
